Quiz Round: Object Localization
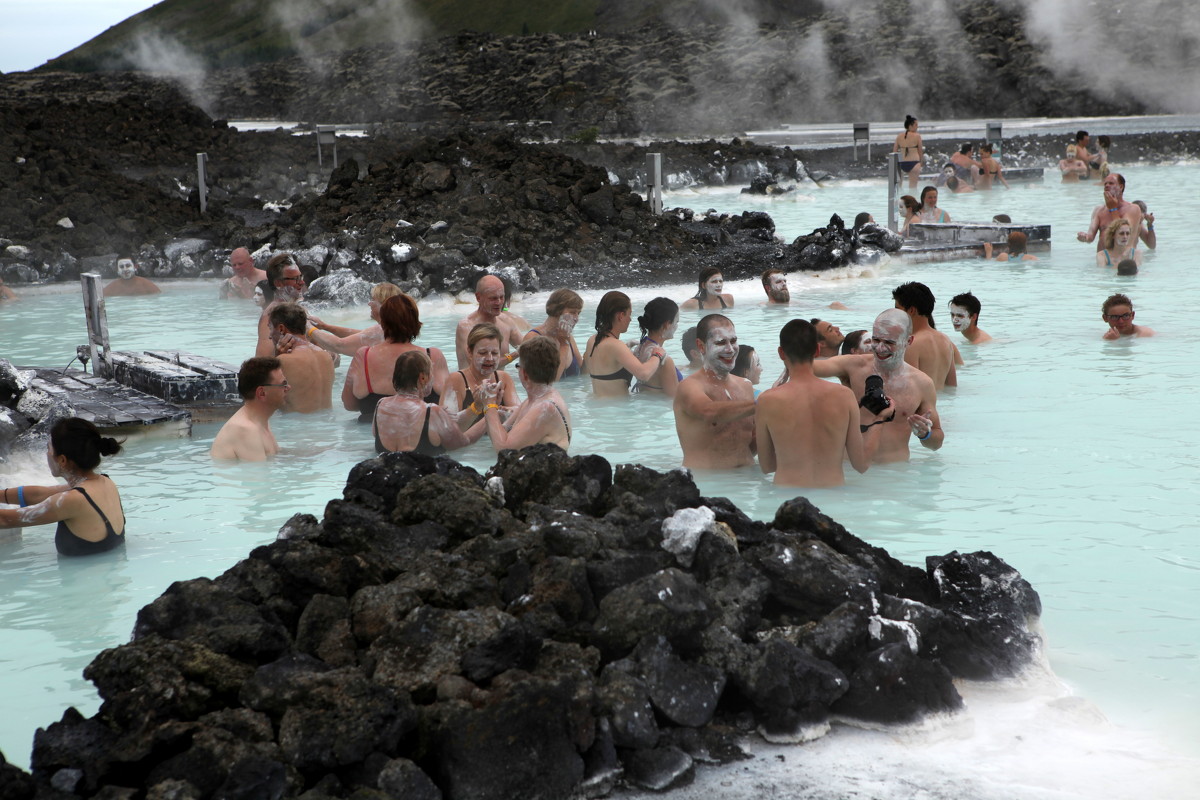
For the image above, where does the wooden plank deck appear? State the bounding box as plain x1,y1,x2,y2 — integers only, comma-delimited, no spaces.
21,368,193,436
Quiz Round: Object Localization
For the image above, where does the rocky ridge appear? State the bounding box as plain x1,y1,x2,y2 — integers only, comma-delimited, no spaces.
0,447,1043,799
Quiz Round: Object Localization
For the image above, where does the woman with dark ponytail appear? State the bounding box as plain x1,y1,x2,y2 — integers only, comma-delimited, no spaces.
633,297,683,398
1,418,127,555
583,291,667,398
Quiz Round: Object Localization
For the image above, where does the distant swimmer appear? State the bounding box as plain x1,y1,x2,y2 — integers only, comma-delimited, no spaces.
479,336,572,452
0,418,126,556
103,257,161,297
813,309,943,463
1133,200,1156,250
983,231,1038,261
455,274,524,370
1058,146,1090,183
0,274,18,301
916,186,950,223
1096,218,1142,269
220,247,267,300
761,268,791,305
892,115,924,190
1077,173,1143,251
211,357,288,461
948,292,992,344
810,318,845,358
255,253,306,357
672,314,756,469
1073,131,1103,172
1101,293,1154,340
267,302,334,413
977,143,1010,190
680,267,735,311
756,319,890,487
949,143,983,185
374,350,484,455
893,281,960,390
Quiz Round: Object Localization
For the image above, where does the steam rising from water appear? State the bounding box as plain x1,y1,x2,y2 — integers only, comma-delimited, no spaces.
118,31,212,111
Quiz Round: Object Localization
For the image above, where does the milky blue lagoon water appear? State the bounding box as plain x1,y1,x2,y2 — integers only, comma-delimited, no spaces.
2,161,1198,793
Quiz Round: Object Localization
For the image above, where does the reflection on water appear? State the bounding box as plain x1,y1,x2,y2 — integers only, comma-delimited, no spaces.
1,164,1199,773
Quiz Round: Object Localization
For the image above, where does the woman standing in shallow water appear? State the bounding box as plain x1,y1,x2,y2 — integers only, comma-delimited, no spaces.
892,115,924,190
0,418,126,556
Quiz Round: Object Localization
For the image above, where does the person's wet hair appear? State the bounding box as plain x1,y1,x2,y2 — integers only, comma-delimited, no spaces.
893,281,936,317
594,290,631,336
1007,231,1028,255
371,282,403,303
518,335,560,384
920,185,937,205
959,142,973,154
760,268,783,288
1117,259,1139,276
50,418,123,472
904,115,917,131
379,294,422,342
841,329,867,355
946,176,960,191
638,297,678,336
950,292,982,320
992,214,1012,224
696,313,733,345
545,288,583,318
680,326,700,363
268,302,307,334
853,212,872,229
1102,293,1133,315
237,356,283,400
467,323,502,353
392,350,432,392
779,319,819,364
265,252,296,286
1075,130,1089,143
695,266,722,299
900,195,920,215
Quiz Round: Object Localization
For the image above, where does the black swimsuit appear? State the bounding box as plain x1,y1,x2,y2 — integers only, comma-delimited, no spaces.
359,346,440,423
588,335,633,387
375,405,446,456
692,290,728,309
456,370,485,426
54,484,126,556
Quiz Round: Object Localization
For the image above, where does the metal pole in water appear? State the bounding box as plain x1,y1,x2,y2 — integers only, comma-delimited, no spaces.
196,153,208,214
646,153,663,215
80,273,112,377
887,152,899,232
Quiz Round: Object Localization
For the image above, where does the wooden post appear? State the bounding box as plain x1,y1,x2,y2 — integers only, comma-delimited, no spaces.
646,153,663,215
887,152,899,233
80,273,113,377
196,153,208,214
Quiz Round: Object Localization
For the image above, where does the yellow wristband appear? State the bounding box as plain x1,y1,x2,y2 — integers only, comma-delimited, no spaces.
468,401,481,415
486,403,500,411
306,327,318,338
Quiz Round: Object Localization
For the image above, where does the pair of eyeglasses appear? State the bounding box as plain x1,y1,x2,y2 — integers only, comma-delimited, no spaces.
279,276,304,283
1105,312,1133,322
263,381,290,388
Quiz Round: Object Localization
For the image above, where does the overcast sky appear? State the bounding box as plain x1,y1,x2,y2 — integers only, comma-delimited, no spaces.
0,1,159,73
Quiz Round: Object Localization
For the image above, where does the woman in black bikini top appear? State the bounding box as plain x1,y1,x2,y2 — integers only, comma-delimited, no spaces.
583,291,667,398
444,323,520,431
680,267,735,311
0,418,126,556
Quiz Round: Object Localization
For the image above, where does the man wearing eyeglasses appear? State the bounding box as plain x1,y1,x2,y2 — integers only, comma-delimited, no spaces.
211,357,289,460
256,253,307,356
1101,294,1155,340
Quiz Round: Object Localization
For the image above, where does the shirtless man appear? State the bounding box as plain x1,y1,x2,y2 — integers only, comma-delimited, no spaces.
893,282,960,389
811,318,845,358
948,292,992,344
267,303,334,413
221,247,267,300
210,357,288,460
1133,200,1157,250
673,314,757,469
103,258,161,297
949,143,982,185
813,309,943,463
255,254,306,357
1101,293,1155,340
455,274,524,369
762,269,790,305
1077,173,1144,251
756,319,888,487
1073,131,1103,175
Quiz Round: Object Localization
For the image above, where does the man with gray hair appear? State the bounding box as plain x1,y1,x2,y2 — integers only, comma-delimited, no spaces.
813,309,943,463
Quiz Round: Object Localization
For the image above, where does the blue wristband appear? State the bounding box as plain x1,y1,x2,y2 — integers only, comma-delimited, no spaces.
17,485,26,507
918,429,932,441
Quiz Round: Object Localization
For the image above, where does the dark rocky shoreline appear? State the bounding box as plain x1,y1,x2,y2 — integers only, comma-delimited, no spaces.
0,447,1043,799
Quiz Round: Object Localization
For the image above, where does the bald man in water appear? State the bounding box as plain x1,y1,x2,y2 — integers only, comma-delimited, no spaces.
813,309,943,463
222,247,267,299
455,274,525,369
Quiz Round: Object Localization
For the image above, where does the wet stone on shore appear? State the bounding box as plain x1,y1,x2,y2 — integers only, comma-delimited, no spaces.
0,445,1043,799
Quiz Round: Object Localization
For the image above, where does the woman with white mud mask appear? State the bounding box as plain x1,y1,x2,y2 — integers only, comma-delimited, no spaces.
523,288,585,380
0,418,126,556
584,290,667,399
633,297,683,398
441,323,519,431
680,267,735,311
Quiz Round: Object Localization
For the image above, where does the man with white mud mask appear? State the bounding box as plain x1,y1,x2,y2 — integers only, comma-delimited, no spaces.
672,314,757,469
761,269,790,305
103,257,161,297
813,309,943,464
948,292,991,344
455,274,525,371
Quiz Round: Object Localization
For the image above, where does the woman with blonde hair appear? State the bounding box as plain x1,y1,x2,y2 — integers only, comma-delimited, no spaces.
1096,218,1141,268
523,288,584,379
307,283,403,356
